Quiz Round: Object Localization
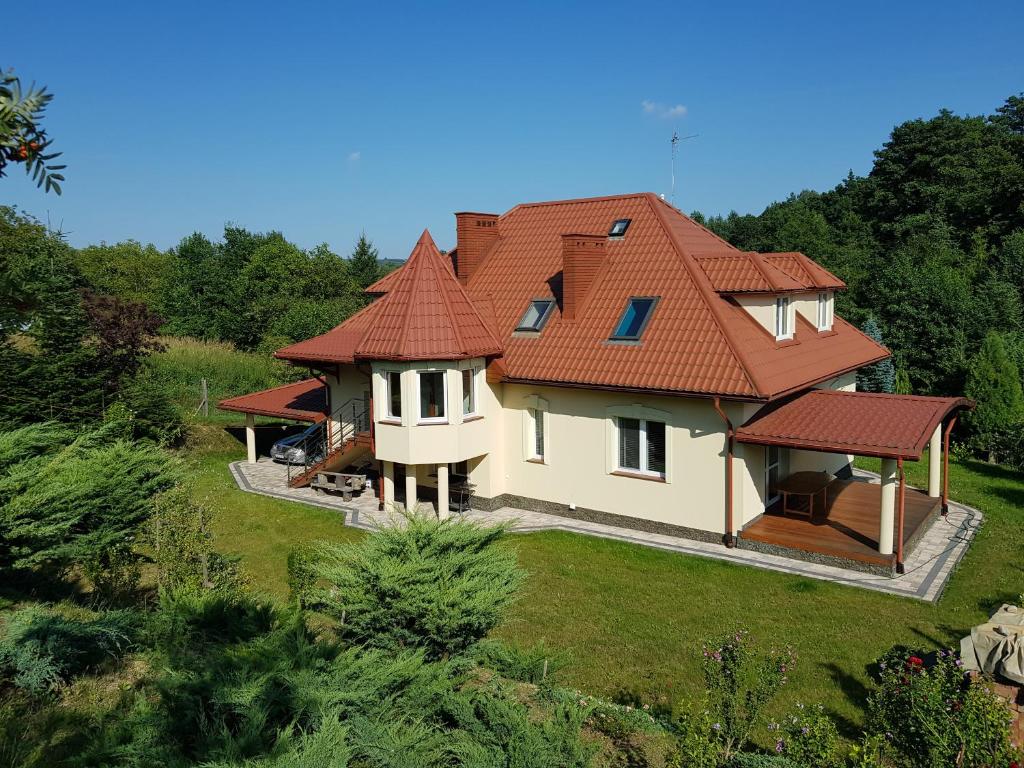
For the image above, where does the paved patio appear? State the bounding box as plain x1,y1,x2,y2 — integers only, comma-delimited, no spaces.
229,458,981,602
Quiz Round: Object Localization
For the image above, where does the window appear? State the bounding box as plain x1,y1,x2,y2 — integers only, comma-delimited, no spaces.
516,299,555,332
611,297,658,340
529,408,545,460
774,296,792,340
461,367,478,416
417,370,446,422
765,444,781,506
617,417,666,477
608,218,632,238
816,292,832,331
385,371,402,419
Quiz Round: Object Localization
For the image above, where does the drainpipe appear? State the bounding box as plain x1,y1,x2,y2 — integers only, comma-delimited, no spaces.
895,457,906,574
712,397,736,548
942,416,957,516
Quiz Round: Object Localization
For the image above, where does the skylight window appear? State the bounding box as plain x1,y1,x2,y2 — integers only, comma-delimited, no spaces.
515,299,555,332
611,297,658,340
608,218,632,238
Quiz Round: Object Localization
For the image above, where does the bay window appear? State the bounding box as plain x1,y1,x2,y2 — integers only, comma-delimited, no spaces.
385,371,402,419
418,370,446,422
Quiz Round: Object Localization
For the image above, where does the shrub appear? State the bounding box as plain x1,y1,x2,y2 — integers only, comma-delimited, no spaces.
729,754,806,768
117,373,186,445
304,514,525,659
147,487,244,594
866,647,1016,768
473,638,570,684
699,629,796,762
0,604,138,695
770,702,842,768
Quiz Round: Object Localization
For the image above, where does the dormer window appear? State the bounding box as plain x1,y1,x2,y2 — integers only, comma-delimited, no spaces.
611,297,658,341
516,299,555,332
775,296,792,340
608,219,631,238
816,291,833,332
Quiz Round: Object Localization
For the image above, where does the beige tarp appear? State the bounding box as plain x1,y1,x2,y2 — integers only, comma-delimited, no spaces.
960,604,1024,684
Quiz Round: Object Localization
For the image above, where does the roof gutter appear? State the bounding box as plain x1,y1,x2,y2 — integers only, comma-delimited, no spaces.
712,396,737,548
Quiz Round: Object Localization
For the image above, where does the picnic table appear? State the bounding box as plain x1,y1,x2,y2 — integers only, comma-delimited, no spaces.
311,470,367,501
776,471,831,520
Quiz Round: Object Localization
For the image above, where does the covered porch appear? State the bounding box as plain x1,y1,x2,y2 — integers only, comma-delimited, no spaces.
735,390,972,572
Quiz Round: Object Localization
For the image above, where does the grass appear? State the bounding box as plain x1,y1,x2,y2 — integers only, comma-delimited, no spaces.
145,336,299,425
192,421,1024,731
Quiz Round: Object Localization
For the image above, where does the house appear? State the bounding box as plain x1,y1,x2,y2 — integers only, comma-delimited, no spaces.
220,193,970,574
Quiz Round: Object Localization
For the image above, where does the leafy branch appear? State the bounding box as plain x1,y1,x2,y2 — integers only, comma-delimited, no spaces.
0,68,65,194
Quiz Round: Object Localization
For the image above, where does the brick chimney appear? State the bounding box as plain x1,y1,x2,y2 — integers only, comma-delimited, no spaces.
455,212,499,283
561,233,606,321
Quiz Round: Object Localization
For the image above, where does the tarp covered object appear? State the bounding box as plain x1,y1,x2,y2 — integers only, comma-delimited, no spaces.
960,604,1024,684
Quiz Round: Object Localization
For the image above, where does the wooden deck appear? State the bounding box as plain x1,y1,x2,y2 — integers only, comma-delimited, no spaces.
740,478,940,567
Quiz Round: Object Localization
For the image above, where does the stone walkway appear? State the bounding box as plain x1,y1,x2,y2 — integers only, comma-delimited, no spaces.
229,459,982,603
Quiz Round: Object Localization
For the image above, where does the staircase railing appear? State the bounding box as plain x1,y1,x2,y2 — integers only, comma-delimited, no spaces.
286,398,370,485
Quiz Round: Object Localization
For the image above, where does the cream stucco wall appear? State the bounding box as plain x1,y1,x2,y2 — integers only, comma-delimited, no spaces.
488,384,737,534
735,290,834,338
327,365,371,436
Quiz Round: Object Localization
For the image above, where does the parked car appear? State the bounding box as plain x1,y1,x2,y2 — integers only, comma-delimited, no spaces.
270,422,325,465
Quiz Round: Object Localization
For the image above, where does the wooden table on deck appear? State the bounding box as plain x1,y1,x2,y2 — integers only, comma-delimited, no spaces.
776,471,831,520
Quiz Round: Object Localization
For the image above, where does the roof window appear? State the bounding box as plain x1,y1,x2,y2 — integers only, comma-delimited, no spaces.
608,218,632,238
516,299,555,333
611,297,658,340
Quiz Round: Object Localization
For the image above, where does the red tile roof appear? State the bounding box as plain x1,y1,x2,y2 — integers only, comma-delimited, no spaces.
735,390,972,459
218,378,327,422
276,230,502,363
277,193,888,400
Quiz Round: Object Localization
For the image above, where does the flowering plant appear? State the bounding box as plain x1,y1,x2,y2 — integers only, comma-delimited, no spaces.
769,702,842,767
867,647,1016,767
696,629,796,762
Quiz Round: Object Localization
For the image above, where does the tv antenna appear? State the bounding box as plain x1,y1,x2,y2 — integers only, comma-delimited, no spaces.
670,131,698,205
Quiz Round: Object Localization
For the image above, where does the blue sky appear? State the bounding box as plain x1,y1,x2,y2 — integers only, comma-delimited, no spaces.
5,0,1022,258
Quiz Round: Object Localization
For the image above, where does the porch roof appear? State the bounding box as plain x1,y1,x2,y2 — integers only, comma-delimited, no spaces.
735,390,972,460
217,378,328,422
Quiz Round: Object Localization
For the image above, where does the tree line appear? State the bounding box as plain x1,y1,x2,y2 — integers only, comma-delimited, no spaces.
694,93,1024,462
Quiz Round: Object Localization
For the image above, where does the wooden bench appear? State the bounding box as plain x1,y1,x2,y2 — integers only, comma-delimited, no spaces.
311,471,367,501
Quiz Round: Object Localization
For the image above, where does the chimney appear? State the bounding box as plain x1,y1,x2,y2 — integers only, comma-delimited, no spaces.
561,233,606,321
455,212,499,283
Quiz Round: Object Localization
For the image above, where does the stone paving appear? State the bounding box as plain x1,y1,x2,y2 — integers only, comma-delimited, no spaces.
230,458,981,603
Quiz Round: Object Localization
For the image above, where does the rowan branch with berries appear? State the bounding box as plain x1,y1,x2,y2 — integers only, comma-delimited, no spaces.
1,68,65,194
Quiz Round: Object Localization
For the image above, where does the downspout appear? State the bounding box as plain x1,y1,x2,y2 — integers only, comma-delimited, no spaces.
712,397,736,548
942,416,957,516
896,457,906,574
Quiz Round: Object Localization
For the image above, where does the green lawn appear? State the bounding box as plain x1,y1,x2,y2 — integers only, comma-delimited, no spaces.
191,424,1024,731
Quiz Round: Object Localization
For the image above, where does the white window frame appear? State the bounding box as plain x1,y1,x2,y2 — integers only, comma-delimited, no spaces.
461,365,480,417
775,296,792,340
384,370,403,421
615,417,666,478
521,394,549,465
416,369,448,424
816,291,833,332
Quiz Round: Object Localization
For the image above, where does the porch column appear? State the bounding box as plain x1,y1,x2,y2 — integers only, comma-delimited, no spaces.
382,460,395,509
245,413,257,464
404,464,418,514
878,458,897,555
436,464,449,520
928,424,942,497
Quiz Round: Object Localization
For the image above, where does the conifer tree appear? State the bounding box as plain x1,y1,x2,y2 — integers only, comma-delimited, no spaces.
348,233,382,290
856,317,896,393
965,331,1024,455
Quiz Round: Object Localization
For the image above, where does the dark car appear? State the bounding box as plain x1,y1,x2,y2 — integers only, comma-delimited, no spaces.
270,422,325,465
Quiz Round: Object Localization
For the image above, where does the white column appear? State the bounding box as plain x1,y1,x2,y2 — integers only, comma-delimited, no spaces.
928,425,942,497
404,465,417,514
878,458,897,555
382,461,395,508
436,464,449,520
245,413,257,464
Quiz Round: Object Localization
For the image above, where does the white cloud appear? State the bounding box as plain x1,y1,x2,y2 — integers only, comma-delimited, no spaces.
348,151,361,162
641,100,687,119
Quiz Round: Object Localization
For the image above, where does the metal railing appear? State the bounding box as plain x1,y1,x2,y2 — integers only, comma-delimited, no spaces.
286,398,370,485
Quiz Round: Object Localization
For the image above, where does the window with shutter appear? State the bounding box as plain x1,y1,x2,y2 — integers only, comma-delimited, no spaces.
616,417,666,477
618,417,641,471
